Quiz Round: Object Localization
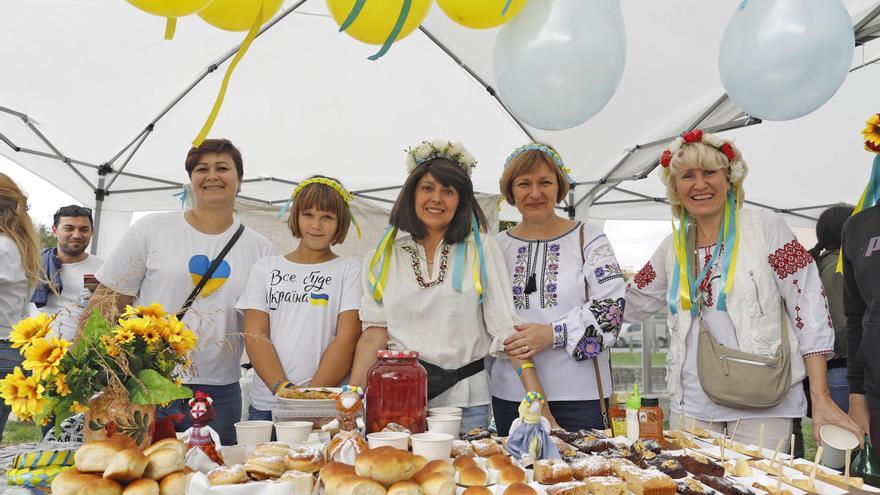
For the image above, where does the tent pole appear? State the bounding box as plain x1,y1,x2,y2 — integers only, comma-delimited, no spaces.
91,167,110,256
417,26,535,142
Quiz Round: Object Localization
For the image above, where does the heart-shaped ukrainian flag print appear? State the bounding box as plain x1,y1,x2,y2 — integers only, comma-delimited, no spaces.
189,255,231,297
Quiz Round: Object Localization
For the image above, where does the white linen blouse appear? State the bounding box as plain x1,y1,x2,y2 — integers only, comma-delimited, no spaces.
360,233,519,409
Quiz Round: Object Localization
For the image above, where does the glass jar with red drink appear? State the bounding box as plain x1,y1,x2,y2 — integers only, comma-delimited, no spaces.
365,350,427,434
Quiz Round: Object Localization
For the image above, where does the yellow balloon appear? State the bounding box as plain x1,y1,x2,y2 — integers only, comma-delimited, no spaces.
198,0,284,32
436,0,528,29
127,0,214,18
326,0,433,45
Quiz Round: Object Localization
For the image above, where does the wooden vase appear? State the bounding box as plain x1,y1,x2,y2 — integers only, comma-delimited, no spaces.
84,392,156,449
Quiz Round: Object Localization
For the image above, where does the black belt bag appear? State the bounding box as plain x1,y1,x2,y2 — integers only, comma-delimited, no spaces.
419,359,485,400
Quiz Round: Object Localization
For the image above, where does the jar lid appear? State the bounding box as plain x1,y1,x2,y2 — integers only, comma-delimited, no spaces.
377,350,420,359
641,397,659,407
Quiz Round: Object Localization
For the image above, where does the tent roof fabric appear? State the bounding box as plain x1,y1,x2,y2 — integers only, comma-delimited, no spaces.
2,0,880,233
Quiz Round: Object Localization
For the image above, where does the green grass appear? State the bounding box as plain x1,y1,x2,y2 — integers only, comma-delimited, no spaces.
2,420,43,445
803,418,817,460
610,351,667,367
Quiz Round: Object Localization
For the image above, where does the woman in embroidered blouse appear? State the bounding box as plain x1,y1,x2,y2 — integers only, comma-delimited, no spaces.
350,140,550,431
624,130,861,449
492,144,626,435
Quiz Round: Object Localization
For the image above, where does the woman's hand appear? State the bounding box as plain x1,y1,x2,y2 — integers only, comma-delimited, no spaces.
849,394,872,445
811,392,865,448
504,323,553,359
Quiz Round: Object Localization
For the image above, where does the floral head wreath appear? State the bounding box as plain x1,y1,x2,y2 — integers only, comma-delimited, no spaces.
658,130,746,186
837,113,880,273
504,143,573,182
278,176,362,238
404,139,477,176
188,390,213,407
340,384,365,399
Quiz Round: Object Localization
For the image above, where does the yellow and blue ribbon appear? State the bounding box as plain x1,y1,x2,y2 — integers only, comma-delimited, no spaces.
452,215,488,303
837,155,880,272
369,225,399,302
339,0,412,60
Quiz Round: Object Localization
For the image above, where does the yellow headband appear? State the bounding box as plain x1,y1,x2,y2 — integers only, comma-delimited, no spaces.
280,177,361,238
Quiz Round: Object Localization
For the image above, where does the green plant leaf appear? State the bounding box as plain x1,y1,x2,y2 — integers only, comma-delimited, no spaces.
71,309,112,360
127,369,192,405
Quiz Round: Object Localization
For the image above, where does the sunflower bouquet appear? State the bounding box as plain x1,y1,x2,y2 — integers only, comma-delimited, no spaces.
0,303,196,431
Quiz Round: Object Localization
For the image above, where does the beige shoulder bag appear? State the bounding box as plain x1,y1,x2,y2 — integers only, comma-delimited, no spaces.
691,228,792,409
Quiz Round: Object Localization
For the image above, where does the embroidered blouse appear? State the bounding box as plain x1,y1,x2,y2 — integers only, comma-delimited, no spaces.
491,222,626,402
359,233,519,409
625,210,834,421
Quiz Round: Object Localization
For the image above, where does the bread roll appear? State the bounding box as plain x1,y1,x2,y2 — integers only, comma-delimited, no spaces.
487,454,512,470
286,445,325,473
122,478,159,495
336,475,388,495
388,481,424,495
413,455,428,471
244,454,286,479
325,474,361,495
52,469,102,495
463,487,493,495
143,438,187,458
412,460,454,484
453,455,478,471
419,473,455,495
504,482,538,495
355,446,418,486
321,461,357,482
76,478,123,495
498,465,526,485
74,440,126,473
207,464,247,486
158,471,188,495
255,441,292,457
143,447,185,480
458,466,488,487
451,440,475,458
103,448,148,483
280,470,316,495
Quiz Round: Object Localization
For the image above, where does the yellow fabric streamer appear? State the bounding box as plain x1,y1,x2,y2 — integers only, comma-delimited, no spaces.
192,2,264,147
164,17,177,40
369,227,398,302
469,240,483,300
722,203,740,298
671,217,691,312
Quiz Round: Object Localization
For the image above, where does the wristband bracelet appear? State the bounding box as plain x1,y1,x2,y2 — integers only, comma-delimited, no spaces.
516,362,535,377
272,378,290,394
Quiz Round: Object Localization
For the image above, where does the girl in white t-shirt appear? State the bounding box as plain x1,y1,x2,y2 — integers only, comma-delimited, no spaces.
236,176,363,419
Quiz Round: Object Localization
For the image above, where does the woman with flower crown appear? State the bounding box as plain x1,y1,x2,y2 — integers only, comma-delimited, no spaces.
491,144,626,435
624,130,862,451
350,140,549,432
0,173,41,437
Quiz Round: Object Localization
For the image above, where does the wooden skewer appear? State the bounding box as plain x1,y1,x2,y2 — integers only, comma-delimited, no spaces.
759,422,765,452
731,418,741,443
810,446,824,487
708,413,715,434
680,409,685,431
776,453,784,493
790,433,795,463
691,416,697,432
845,448,852,480
771,437,784,465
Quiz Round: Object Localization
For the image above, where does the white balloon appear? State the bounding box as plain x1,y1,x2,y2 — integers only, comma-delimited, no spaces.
493,0,626,131
719,0,854,121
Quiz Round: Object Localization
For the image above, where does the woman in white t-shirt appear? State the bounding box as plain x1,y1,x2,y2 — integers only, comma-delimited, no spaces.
0,173,41,438
236,176,362,420
91,140,274,446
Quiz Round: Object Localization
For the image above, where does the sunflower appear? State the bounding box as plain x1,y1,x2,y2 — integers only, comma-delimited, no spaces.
0,367,46,420
113,327,136,345
54,374,71,397
122,303,167,319
70,400,89,414
116,316,151,337
22,338,70,378
142,325,164,348
9,314,56,351
864,113,880,153
100,335,121,357
171,329,198,355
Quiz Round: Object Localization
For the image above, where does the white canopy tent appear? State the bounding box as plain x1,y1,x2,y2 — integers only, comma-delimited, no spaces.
2,0,880,257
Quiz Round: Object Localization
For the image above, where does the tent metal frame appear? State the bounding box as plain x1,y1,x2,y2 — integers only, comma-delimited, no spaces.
3,0,880,249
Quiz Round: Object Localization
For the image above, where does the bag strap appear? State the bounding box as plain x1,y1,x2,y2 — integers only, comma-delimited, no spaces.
580,222,609,429
176,224,246,320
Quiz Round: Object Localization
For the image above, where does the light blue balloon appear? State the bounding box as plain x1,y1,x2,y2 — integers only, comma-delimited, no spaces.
493,0,626,131
719,0,854,121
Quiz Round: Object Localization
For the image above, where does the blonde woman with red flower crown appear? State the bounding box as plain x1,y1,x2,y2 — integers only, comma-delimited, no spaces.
624,130,862,451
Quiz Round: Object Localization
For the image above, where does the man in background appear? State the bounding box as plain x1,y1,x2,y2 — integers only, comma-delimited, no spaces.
30,205,103,340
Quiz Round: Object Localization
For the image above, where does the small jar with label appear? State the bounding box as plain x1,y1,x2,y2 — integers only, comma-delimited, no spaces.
638,396,665,449
609,392,627,437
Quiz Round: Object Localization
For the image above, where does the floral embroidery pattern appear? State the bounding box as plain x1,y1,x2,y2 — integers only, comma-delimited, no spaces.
768,240,813,279
632,262,657,289
512,245,529,309
402,243,450,289
572,335,602,361
594,263,623,284
820,288,833,328
698,249,715,308
553,322,567,350
589,297,625,336
792,279,804,330
542,243,560,308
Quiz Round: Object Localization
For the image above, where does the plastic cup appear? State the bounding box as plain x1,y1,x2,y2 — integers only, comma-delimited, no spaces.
819,424,859,469
234,420,274,446
275,421,313,445
366,431,410,450
411,432,455,461
428,407,463,417
427,415,462,436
